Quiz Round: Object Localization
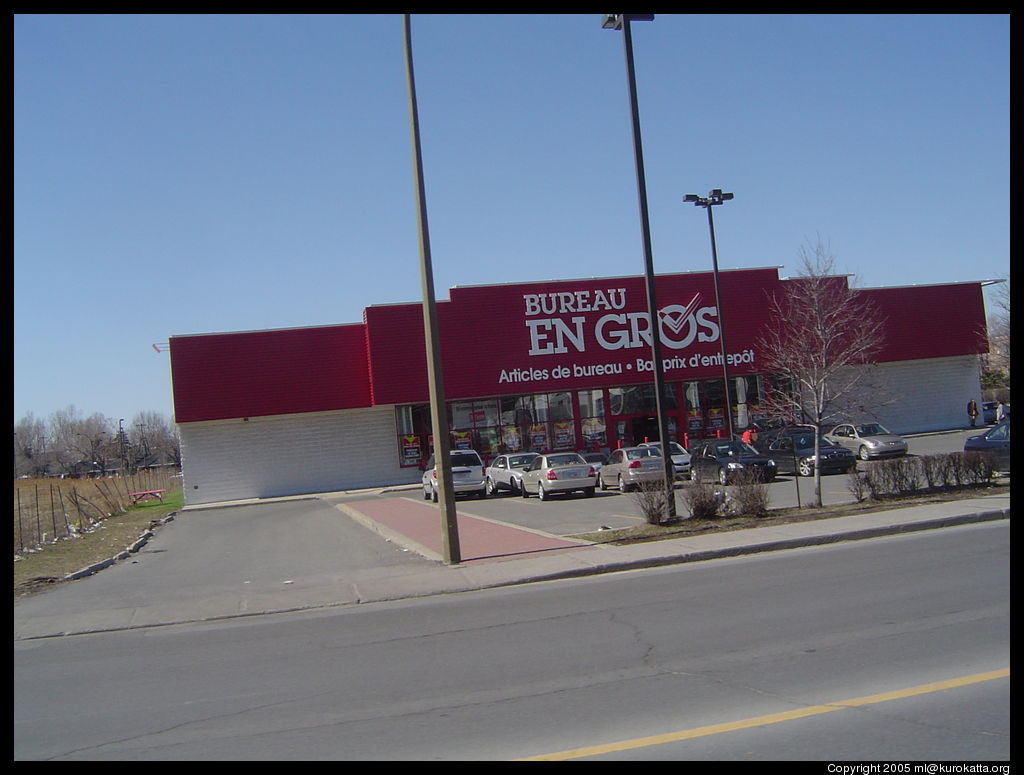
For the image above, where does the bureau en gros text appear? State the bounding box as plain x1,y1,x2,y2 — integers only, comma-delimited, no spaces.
523,288,719,356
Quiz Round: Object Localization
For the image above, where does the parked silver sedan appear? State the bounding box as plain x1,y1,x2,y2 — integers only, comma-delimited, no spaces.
824,422,908,461
520,453,598,501
484,452,539,496
598,446,666,492
639,441,691,479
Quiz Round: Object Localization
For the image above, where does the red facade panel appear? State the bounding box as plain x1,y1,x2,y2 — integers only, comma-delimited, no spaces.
170,324,370,423
170,270,989,422
857,283,988,362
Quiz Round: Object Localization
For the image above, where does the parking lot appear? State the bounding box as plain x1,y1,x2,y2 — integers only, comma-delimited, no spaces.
337,428,999,538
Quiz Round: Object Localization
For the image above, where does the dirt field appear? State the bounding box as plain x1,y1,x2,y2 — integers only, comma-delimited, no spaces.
14,472,182,599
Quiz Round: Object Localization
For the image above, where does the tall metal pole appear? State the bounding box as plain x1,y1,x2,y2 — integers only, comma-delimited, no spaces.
685,189,736,441
403,14,460,564
609,14,676,521
705,204,735,440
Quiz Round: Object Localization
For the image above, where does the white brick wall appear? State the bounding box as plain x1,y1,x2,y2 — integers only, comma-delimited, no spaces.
855,355,982,434
179,406,419,505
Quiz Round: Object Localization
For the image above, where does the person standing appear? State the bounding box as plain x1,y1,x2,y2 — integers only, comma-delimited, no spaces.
967,398,979,427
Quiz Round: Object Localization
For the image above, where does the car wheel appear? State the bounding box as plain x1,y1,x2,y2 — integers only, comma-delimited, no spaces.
718,468,729,486
486,476,497,496
798,460,813,477
423,485,431,501
858,446,872,461
521,480,530,498
431,485,438,503
598,474,608,491
538,483,549,501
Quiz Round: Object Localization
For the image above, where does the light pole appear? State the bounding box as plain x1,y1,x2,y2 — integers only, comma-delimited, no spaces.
403,14,461,564
602,13,675,521
684,189,735,440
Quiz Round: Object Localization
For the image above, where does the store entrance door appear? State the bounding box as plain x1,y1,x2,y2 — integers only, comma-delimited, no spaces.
629,416,661,446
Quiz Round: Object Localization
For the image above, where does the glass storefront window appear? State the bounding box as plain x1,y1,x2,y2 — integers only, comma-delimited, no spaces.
547,392,573,421
609,384,677,415
577,389,604,418
581,416,606,448
450,400,475,430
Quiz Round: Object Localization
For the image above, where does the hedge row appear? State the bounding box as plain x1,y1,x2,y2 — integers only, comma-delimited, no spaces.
848,451,1000,502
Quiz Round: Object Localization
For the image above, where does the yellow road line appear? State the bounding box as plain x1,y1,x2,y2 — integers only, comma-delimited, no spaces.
517,668,1009,761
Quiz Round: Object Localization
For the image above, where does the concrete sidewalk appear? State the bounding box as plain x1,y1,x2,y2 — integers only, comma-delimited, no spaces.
13,491,1010,641
337,490,1010,585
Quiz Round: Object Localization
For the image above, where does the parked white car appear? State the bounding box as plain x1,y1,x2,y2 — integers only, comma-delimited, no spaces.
520,453,598,500
484,452,539,496
422,449,487,501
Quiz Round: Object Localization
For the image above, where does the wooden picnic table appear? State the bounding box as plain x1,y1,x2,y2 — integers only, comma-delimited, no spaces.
129,489,167,505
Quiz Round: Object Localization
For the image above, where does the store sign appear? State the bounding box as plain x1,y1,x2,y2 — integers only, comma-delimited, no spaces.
523,289,721,356
495,285,759,388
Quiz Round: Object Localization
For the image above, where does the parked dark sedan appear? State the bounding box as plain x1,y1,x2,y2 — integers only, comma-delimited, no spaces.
964,421,1010,471
760,432,856,477
689,440,777,485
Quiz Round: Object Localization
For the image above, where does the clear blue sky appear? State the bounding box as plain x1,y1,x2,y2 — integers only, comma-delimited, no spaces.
14,13,1009,424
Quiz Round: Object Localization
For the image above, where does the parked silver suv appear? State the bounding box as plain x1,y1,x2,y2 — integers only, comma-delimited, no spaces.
422,449,486,501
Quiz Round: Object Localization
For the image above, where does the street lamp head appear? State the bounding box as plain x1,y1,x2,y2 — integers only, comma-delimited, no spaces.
601,13,654,30
684,190,734,208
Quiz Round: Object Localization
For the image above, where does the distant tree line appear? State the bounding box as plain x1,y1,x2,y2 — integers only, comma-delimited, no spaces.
13,407,180,479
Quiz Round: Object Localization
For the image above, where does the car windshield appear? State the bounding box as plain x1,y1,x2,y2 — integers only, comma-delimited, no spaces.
450,452,481,467
547,454,585,466
626,448,661,460
855,424,890,437
714,442,758,457
508,454,538,467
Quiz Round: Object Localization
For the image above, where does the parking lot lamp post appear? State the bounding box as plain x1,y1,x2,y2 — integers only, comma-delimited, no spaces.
403,14,461,564
684,189,735,440
602,13,675,521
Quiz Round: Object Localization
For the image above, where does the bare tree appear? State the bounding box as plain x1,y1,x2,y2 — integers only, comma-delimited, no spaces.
14,413,49,478
14,407,180,479
757,239,887,506
981,279,1010,398
128,410,180,469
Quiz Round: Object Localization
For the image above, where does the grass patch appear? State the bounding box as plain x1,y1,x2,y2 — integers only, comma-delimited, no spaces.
14,485,183,600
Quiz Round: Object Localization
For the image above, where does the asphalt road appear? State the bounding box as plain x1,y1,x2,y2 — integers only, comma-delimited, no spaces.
14,520,1009,761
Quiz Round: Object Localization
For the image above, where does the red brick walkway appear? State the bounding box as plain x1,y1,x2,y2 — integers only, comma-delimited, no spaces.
347,497,592,565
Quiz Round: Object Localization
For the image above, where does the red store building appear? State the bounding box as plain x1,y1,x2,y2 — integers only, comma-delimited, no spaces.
169,267,989,505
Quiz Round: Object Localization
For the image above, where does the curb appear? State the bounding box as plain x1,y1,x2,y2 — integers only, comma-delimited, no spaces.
63,514,177,581
476,508,1011,590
